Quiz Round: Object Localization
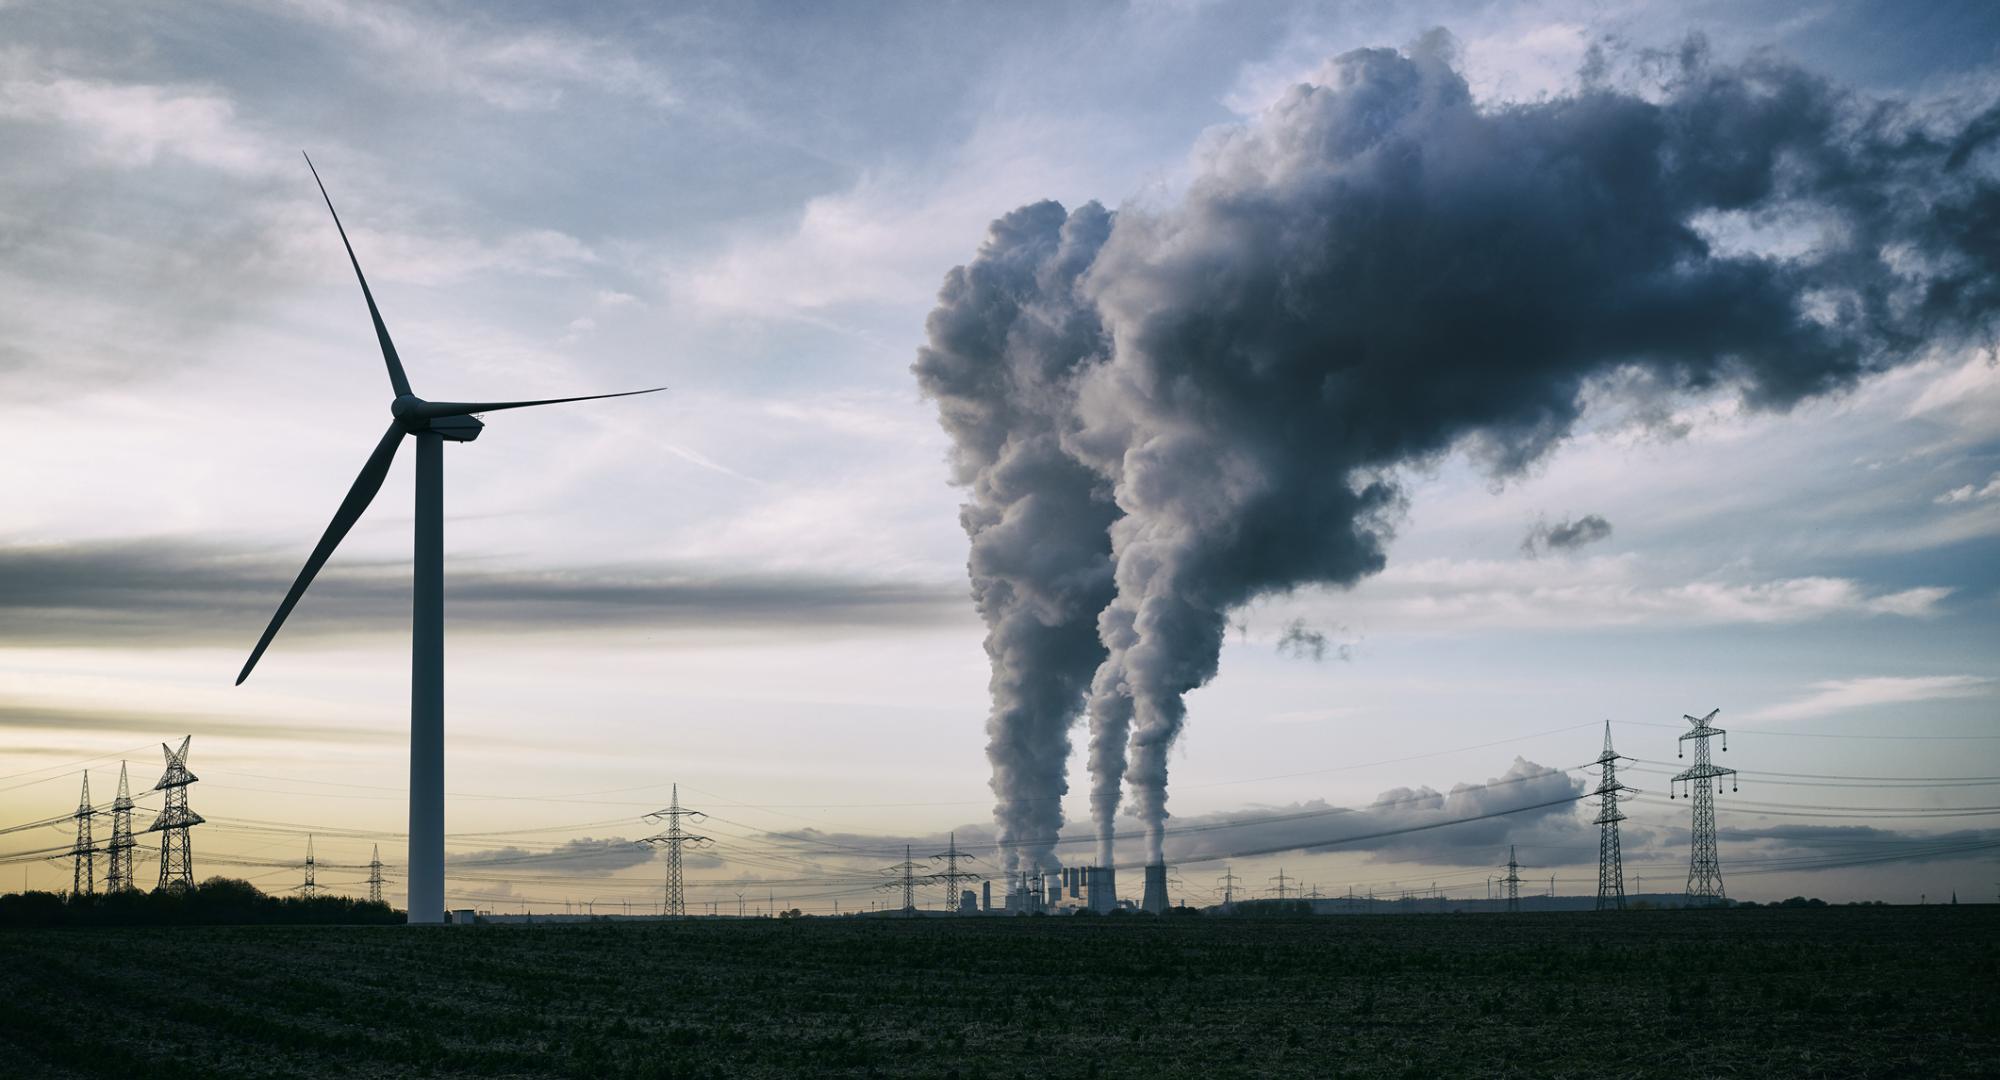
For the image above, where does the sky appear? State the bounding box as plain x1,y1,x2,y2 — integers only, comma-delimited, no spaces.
1,0,1997,913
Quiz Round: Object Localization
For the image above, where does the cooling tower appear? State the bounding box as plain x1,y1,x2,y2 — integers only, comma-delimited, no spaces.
1141,863,1168,914
1087,866,1117,913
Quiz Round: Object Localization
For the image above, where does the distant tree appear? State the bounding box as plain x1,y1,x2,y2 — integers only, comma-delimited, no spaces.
0,877,401,927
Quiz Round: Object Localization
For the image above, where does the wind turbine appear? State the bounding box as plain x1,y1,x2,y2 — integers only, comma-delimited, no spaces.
236,155,662,924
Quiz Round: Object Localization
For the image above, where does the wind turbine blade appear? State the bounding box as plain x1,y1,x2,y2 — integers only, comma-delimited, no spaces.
237,421,406,685
408,386,666,420
303,153,414,398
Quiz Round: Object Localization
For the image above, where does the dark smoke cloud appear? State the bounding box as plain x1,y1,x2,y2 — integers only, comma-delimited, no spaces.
913,201,1120,878
1521,513,1614,557
1276,618,1351,662
922,32,2000,869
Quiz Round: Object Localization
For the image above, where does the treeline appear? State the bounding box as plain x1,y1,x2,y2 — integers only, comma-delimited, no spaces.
0,877,403,927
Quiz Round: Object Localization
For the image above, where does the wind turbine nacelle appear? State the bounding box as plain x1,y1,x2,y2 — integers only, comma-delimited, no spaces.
418,414,484,442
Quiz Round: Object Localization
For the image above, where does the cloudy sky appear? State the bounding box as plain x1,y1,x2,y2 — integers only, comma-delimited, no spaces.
2,0,1996,911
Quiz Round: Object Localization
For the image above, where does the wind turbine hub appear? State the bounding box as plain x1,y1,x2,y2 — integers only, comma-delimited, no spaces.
390,394,422,419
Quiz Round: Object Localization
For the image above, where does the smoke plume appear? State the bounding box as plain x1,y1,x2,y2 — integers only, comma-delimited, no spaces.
913,201,1119,878
921,33,2000,868
1522,513,1614,557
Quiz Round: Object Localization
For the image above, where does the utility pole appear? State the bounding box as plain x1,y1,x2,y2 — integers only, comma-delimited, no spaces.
1671,708,1737,907
1593,720,1634,911
1501,845,1522,913
70,771,97,897
105,762,136,892
928,832,981,914
881,845,925,915
1218,867,1240,911
639,784,710,917
148,736,202,891
367,844,385,905
1268,868,1293,901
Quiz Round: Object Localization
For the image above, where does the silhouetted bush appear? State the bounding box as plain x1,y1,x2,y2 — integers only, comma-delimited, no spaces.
0,877,402,927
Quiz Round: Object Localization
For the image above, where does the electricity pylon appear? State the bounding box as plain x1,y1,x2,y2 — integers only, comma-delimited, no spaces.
1501,845,1522,913
640,784,710,917
1268,867,1293,900
105,762,136,892
1593,721,1635,910
1218,867,1240,911
927,832,981,913
881,845,925,915
299,834,319,896
1671,708,1737,907
70,771,97,897
367,844,385,905
147,736,202,891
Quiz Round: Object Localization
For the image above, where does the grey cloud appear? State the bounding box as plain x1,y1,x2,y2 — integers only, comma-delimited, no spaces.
448,836,655,877
1162,757,1588,866
0,701,398,745
0,538,966,647
1522,514,1615,557
1720,823,2000,866
922,33,2000,866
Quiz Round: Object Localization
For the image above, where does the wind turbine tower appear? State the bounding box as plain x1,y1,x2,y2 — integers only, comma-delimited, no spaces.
234,156,662,924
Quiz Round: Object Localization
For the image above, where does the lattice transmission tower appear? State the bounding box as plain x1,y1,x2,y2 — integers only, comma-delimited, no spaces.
148,736,203,891
927,832,981,913
1501,845,1522,913
881,845,925,915
1593,721,1635,910
639,784,711,917
1218,866,1240,911
70,771,98,897
298,834,319,896
105,761,136,892
1671,708,1737,906
367,844,385,905
1268,868,1293,900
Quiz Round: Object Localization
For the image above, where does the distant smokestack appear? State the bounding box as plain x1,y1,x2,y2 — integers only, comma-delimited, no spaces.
1088,866,1117,913
1141,863,1168,915
982,880,992,912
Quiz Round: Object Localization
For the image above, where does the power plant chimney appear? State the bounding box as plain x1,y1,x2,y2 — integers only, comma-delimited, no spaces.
982,880,992,913
1141,863,1168,914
